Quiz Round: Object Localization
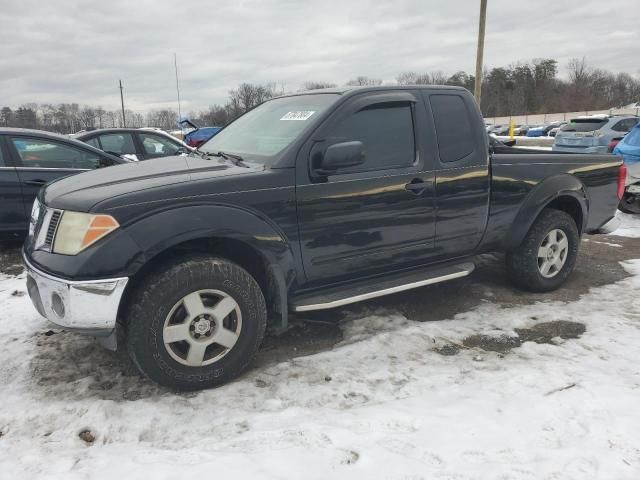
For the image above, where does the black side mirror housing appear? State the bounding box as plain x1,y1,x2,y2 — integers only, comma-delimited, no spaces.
316,141,365,175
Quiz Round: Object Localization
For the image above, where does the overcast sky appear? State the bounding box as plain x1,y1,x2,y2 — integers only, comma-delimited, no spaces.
0,0,637,113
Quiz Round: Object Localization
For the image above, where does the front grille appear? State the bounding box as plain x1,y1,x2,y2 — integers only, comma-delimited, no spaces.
43,210,62,250
33,207,64,252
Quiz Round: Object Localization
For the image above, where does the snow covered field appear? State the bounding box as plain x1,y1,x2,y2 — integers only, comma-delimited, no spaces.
494,136,554,147
615,210,640,238
0,219,639,479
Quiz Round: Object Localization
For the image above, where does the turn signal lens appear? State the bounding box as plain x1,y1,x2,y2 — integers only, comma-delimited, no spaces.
52,212,119,255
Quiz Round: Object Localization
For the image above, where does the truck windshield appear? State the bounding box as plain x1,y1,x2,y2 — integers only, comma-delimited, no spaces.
200,93,339,164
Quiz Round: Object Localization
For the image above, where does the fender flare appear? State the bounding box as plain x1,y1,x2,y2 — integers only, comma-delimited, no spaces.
503,174,588,251
123,203,297,332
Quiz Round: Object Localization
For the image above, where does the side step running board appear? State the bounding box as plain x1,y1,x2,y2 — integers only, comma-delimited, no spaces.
291,262,475,312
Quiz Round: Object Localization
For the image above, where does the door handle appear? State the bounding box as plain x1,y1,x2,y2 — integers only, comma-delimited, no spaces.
24,179,48,186
405,179,428,195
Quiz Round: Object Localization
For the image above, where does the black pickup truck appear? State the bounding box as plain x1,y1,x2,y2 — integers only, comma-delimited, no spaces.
23,86,624,390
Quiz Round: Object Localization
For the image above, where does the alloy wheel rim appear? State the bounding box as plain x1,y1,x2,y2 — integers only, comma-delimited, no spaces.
162,289,242,367
537,228,569,278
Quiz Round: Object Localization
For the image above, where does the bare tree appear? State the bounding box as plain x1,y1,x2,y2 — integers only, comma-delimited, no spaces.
1,106,13,126
228,83,277,113
78,106,97,129
346,76,383,86
397,72,424,85
567,57,590,86
302,81,337,90
430,71,448,85
145,109,177,129
396,71,448,85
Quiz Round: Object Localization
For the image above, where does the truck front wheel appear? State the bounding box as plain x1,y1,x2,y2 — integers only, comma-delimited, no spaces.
125,255,267,391
506,209,579,292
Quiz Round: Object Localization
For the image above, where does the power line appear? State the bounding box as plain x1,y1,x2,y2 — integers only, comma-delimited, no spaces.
119,79,126,127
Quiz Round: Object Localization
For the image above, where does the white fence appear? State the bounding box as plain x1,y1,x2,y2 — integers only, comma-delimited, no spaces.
484,107,640,126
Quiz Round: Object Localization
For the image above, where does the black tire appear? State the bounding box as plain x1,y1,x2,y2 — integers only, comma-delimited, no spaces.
125,255,267,391
618,193,640,214
506,209,579,293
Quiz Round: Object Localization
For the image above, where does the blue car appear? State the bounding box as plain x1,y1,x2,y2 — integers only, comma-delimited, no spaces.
614,122,640,213
178,119,221,148
526,125,546,137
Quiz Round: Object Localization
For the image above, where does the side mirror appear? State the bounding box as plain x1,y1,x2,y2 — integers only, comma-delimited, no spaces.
317,141,365,175
503,139,516,147
121,153,139,162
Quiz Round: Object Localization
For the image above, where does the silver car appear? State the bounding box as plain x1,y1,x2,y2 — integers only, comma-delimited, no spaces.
553,115,639,153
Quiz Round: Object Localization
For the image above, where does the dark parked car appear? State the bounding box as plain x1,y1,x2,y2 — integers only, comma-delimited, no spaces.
76,128,192,161
23,86,623,391
0,128,126,237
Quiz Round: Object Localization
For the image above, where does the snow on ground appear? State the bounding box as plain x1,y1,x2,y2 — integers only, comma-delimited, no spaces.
1,258,640,479
495,136,554,146
514,145,553,151
613,211,640,238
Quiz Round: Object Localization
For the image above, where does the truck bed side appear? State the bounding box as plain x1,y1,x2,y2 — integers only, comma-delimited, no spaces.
479,152,622,252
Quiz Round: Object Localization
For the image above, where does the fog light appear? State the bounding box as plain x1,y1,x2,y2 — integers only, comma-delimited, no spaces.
51,292,65,318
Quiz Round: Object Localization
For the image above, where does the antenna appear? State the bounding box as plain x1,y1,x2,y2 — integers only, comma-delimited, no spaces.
174,53,182,124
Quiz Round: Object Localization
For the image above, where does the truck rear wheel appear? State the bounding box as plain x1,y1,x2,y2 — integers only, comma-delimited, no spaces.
506,209,579,292
125,255,267,391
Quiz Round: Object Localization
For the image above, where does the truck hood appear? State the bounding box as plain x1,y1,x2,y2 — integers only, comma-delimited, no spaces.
42,155,261,212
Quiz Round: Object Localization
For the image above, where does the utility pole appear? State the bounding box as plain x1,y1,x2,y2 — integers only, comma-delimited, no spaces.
174,53,182,122
474,0,488,104
119,80,126,127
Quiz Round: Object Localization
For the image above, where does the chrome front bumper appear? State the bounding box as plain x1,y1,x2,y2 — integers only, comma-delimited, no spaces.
23,254,128,333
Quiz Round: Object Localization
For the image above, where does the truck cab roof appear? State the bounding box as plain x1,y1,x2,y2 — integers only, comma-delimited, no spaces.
281,84,469,98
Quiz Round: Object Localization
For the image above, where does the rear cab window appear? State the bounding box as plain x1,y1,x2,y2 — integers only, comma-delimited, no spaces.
429,94,476,163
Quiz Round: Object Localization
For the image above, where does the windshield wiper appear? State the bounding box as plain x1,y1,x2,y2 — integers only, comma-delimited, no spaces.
205,151,249,167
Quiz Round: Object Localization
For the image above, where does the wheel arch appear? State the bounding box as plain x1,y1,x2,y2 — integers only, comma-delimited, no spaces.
117,204,297,333
503,174,588,251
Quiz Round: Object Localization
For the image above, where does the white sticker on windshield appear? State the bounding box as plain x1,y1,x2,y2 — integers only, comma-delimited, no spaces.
280,111,315,121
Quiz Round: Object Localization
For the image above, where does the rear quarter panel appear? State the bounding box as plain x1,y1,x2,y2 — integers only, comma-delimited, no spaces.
480,152,621,252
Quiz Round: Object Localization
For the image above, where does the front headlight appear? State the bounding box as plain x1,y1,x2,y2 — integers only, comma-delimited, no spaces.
52,212,119,255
